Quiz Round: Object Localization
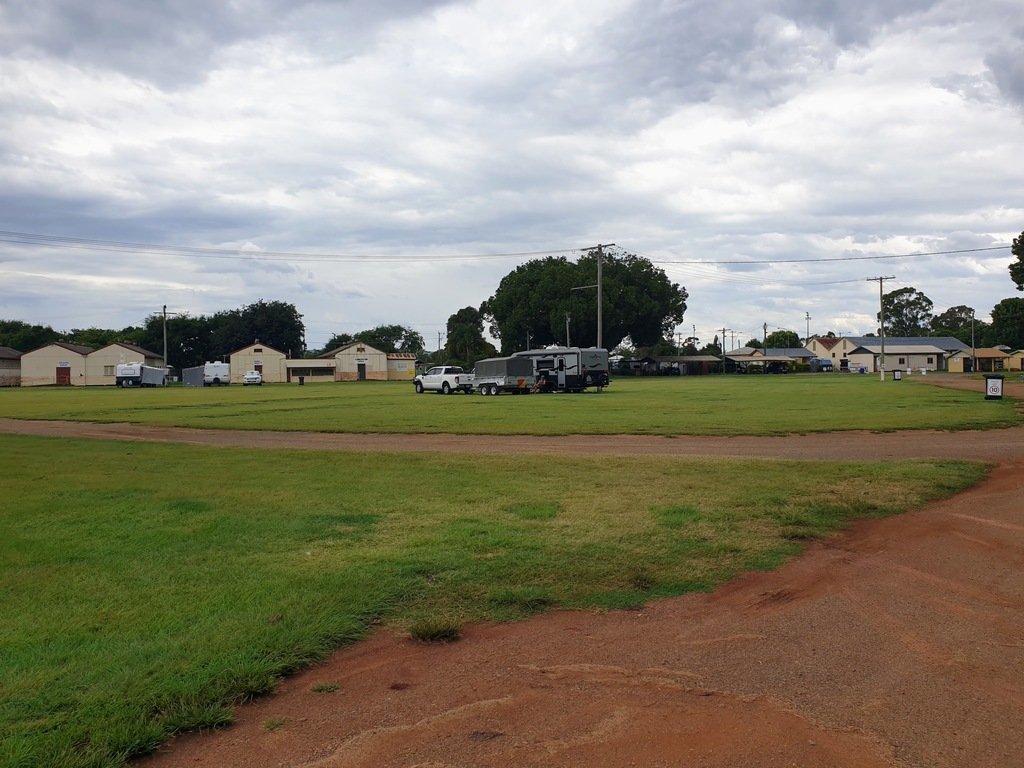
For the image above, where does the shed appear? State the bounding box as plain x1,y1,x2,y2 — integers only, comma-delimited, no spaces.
386,352,417,381
229,341,288,383
320,341,389,381
86,343,163,386
20,342,94,386
0,346,22,387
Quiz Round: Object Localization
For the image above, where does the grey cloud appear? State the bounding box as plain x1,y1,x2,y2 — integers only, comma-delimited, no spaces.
0,0,456,88
986,39,1024,109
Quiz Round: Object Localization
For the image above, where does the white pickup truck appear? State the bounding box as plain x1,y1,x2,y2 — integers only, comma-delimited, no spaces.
413,365,474,394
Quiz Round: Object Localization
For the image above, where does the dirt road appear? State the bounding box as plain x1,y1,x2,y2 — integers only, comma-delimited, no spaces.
4,375,1023,768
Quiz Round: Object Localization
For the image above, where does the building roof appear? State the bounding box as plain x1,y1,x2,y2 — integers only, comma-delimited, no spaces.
97,342,163,358
845,336,969,352
319,341,387,358
27,341,94,355
849,343,949,355
228,341,287,356
0,346,22,360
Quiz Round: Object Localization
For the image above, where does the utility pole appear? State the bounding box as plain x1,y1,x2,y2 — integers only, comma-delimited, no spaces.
720,327,732,374
867,276,895,381
805,311,810,344
162,305,168,369
971,309,976,374
565,312,571,347
597,244,604,350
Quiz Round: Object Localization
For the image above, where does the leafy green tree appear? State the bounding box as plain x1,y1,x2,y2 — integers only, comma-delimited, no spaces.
765,330,800,349
930,305,983,346
988,297,1024,348
0,320,60,351
356,324,425,354
318,333,355,355
745,338,763,349
63,326,146,349
879,287,934,336
482,250,687,354
1009,231,1024,290
210,300,305,358
445,307,496,365
137,313,215,369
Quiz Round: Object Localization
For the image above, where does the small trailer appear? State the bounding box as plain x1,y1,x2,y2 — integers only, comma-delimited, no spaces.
473,355,535,395
512,346,610,392
115,362,167,387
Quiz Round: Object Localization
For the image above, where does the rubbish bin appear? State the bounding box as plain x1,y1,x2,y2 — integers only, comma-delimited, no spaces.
984,374,1004,400
298,376,305,386
892,369,902,381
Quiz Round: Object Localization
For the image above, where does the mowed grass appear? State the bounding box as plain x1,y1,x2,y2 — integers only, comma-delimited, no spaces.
0,374,1017,435
0,434,987,768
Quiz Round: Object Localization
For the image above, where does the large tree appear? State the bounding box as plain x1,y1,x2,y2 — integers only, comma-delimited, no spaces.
209,299,305,358
0,320,60,351
1009,231,1024,290
765,330,800,349
879,287,933,336
356,324,426,354
445,307,496,366
930,305,983,346
989,297,1024,349
482,250,687,353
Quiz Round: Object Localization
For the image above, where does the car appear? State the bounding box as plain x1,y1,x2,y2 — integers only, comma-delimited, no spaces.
243,370,263,386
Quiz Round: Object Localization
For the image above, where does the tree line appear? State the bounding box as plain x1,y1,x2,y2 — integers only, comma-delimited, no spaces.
5,233,1024,368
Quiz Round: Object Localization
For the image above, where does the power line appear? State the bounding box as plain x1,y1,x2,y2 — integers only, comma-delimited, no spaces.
0,230,589,263
644,245,1009,266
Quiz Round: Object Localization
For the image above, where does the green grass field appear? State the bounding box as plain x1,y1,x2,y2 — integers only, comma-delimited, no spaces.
0,433,987,768
0,375,1012,766
0,374,1017,435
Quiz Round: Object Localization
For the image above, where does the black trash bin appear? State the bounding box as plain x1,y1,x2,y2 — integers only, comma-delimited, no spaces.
984,374,1003,400
892,369,902,381
298,376,305,386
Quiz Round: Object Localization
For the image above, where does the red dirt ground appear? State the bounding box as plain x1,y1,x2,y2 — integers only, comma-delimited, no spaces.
4,374,1023,768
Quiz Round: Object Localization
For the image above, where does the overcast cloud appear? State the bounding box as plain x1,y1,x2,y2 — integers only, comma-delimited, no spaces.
1,0,1021,351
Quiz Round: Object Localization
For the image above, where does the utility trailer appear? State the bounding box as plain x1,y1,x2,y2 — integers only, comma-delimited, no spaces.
182,362,231,387
473,355,535,395
115,362,167,387
512,346,610,392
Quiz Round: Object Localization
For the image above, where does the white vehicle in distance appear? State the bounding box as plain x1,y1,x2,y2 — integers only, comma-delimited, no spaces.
413,365,473,394
242,370,263,386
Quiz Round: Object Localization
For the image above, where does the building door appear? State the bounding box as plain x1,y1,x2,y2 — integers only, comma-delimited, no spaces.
56,367,71,385
255,363,263,374
357,363,367,381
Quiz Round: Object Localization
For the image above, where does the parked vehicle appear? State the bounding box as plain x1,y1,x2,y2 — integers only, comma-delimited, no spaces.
473,355,534,395
413,365,474,394
242,370,263,386
181,362,231,387
512,346,610,392
115,362,167,387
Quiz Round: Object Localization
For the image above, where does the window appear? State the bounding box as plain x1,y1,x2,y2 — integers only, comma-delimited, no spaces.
253,347,263,353
104,365,115,376
927,357,934,364
898,357,906,365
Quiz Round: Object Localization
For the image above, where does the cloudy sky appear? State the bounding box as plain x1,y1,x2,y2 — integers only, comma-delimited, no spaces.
1,0,1022,352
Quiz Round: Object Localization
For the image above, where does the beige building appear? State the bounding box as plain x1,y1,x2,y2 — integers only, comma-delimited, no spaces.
947,348,1022,374
0,346,22,386
229,342,288,383
86,343,164,386
386,352,417,381
20,342,93,386
320,341,389,381
807,336,968,372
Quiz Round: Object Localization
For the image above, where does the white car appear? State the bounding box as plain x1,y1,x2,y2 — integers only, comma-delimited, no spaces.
243,370,263,386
